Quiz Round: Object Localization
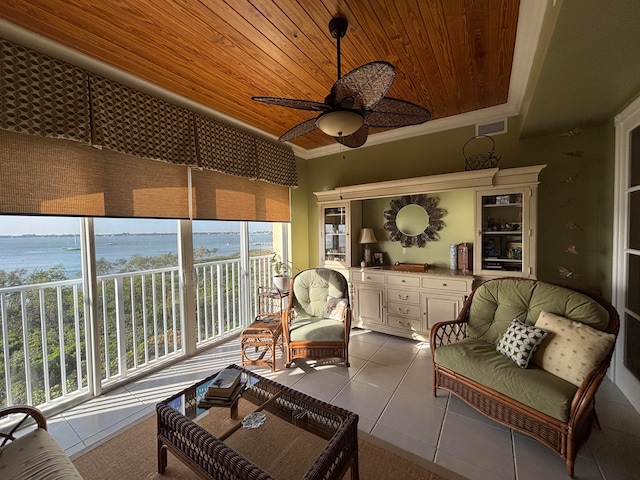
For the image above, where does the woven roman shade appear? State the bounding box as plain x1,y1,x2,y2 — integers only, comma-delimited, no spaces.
1,37,297,186
0,130,190,218
0,130,289,221
0,37,295,220
0,38,90,143
191,169,290,222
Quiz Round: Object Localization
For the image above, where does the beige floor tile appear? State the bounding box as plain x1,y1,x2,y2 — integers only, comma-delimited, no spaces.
51,330,640,480
438,410,514,478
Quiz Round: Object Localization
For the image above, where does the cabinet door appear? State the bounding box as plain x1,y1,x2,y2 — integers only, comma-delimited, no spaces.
475,187,534,278
422,294,462,330
354,286,385,326
321,204,349,266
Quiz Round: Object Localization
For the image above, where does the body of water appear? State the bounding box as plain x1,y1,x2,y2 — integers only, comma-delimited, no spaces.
0,233,272,279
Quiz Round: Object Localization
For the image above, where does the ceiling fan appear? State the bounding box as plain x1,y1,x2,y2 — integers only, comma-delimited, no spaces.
252,17,431,148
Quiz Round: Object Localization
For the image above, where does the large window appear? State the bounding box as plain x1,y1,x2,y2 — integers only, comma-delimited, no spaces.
0,216,86,407
0,215,288,410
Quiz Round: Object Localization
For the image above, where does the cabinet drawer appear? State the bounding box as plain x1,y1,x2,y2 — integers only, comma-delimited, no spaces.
387,301,421,319
387,288,420,304
387,315,422,333
350,270,386,284
421,277,469,293
387,274,420,288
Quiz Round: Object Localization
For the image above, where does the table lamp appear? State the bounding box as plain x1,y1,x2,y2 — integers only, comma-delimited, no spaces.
359,228,377,266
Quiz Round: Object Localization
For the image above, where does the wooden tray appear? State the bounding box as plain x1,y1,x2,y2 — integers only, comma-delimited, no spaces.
392,262,429,272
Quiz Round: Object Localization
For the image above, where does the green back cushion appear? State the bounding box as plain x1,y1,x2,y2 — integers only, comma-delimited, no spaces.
435,338,578,421
292,268,348,318
467,279,609,345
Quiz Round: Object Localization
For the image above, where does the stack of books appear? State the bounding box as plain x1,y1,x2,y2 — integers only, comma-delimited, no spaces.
198,368,245,409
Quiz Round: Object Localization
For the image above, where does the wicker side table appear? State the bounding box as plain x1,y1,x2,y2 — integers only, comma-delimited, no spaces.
240,288,287,371
240,314,283,371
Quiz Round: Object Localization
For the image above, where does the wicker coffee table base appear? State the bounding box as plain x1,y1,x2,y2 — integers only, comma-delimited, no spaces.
157,365,359,480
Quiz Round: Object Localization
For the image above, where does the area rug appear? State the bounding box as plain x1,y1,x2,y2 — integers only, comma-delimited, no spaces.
72,412,466,480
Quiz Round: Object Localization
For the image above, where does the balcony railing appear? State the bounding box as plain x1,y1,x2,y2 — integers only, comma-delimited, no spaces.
0,255,272,408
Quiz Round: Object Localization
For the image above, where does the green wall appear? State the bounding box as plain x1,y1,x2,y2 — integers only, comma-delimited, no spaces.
361,191,475,268
289,157,310,276
290,116,616,298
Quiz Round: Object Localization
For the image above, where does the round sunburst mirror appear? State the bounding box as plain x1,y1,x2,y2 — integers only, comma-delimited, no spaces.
383,194,446,247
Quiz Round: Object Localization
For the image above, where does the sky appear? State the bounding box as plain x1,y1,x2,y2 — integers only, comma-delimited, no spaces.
0,216,273,235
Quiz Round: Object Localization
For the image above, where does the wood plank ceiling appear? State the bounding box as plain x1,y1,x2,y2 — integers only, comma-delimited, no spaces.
0,0,520,152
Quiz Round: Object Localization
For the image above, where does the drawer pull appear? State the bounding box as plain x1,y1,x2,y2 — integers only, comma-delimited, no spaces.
397,294,409,300
401,279,406,283
399,321,411,328
397,307,410,314
442,283,447,287
366,276,371,280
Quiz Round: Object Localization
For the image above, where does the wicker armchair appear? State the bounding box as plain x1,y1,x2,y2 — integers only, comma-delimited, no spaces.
430,278,619,478
281,268,352,367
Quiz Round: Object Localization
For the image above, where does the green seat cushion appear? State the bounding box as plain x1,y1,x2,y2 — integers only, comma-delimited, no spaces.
289,317,345,343
435,338,578,422
468,279,609,345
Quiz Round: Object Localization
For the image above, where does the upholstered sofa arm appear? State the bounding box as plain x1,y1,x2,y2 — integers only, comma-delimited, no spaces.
0,405,48,446
0,405,83,480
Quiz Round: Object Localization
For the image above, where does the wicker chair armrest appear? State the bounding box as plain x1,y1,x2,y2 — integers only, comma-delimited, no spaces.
281,308,295,343
0,405,47,447
344,308,352,342
429,318,469,350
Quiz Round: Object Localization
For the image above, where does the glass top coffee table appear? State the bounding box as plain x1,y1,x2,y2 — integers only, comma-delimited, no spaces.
157,364,359,480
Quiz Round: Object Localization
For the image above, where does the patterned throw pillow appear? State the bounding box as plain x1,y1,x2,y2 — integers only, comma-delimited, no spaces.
496,319,548,368
323,297,348,321
532,311,616,386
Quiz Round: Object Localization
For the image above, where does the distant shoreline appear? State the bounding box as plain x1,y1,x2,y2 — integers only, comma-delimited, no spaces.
0,231,272,238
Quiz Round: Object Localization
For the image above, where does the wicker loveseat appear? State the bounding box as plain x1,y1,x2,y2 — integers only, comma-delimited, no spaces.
0,405,83,480
430,278,619,478
281,268,352,368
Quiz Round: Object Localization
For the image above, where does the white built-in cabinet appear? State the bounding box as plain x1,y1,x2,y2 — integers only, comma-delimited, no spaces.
318,201,361,277
475,186,535,278
314,165,545,338
350,268,473,340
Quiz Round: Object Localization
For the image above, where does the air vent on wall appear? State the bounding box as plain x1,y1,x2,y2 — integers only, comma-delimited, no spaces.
476,119,507,136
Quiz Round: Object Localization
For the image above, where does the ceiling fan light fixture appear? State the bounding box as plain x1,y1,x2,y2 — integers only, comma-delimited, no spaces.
316,110,363,137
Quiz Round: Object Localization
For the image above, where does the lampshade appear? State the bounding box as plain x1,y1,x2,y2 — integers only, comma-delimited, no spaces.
359,228,377,244
316,110,364,137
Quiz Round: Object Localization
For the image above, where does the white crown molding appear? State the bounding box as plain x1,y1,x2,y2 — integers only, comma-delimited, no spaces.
1,0,551,161
300,103,520,159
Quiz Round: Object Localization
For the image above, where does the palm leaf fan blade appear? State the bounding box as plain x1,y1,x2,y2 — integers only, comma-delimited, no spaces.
331,61,395,110
366,97,431,128
251,97,329,112
335,125,369,148
278,117,319,142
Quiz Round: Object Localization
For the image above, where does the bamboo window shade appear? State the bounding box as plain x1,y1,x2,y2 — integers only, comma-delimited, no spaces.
0,38,295,221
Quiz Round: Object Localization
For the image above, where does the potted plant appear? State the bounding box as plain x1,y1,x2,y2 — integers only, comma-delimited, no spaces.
270,253,291,291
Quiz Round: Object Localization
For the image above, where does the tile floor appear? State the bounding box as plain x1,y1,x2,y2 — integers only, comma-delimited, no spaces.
48,329,640,480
